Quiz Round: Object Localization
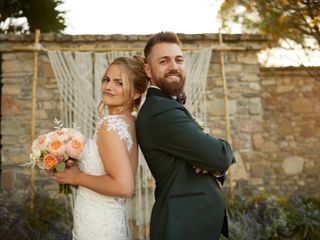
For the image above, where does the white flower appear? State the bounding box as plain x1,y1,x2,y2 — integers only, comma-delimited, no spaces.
31,143,41,160
52,128,70,142
192,116,206,131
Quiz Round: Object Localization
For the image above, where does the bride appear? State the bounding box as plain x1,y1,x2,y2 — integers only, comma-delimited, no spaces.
52,56,149,240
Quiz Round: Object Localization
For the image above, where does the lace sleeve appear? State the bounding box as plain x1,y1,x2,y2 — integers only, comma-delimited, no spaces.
96,115,133,151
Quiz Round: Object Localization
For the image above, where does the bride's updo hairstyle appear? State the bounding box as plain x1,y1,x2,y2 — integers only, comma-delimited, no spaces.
98,56,149,115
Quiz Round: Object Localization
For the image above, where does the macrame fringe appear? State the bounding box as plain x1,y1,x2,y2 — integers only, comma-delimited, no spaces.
48,48,212,240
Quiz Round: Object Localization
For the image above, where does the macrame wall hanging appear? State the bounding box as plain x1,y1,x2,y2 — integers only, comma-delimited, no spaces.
48,48,212,240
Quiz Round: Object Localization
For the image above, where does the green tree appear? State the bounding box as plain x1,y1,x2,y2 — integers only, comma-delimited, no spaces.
219,0,320,49
0,0,66,33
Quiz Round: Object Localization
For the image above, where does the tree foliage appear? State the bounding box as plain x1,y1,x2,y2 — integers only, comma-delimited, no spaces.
0,0,66,33
219,0,320,49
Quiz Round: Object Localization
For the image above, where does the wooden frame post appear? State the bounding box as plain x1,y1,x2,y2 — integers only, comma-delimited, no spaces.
30,29,41,211
218,29,234,199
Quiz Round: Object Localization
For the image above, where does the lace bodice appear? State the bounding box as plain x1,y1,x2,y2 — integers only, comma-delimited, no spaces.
95,115,133,151
80,115,133,176
73,115,133,240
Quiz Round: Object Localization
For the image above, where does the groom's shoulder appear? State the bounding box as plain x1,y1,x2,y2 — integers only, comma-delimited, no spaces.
142,95,178,115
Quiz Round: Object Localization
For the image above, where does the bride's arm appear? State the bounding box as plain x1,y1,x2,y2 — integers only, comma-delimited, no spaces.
52,121,135,198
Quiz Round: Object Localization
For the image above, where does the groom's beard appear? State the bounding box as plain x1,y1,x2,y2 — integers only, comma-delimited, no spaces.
153,70,186,96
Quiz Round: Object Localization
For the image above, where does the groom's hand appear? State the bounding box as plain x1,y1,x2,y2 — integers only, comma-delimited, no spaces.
193,166,225,177
192,166,208,174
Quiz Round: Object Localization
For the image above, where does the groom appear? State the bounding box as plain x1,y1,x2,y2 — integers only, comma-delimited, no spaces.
136,31,235,240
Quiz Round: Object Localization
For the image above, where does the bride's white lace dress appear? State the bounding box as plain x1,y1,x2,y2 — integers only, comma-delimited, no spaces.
72,115,133,240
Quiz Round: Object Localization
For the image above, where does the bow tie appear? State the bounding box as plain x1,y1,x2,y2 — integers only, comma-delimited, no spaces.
176,91,187,105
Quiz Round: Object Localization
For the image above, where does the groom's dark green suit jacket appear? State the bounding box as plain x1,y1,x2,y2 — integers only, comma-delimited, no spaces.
136,88,235,240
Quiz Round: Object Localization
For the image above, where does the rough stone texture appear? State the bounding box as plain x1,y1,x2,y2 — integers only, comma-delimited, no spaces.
0,34,319,201
260,67,320,197
282,156,304,175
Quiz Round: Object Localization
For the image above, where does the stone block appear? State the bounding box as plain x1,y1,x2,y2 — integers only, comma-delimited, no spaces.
249,82,261,91
1,119,21,135
282,156,304,175
239,117,263,133
243,64,260,74
279,121,292,135
36,109,48,119
1,95,21,115
225,52,237,63
2,84,21,95
249,98,263,115
236,99,249,114
12,154,28,164
262,141,279,152
207,99,224,116
276,85,295,93
16,53,33,60
228,100,237,115
301,85,313,92
230,152,249,180
233,133,252,150
241,73,259,82
261,79,276,86
291,98,313,113
253,133,264,149
21,60,34,72
41,101,57,110
41,62,55,78
2,60,22,73
250,163,266,177
2,53,18,60
225,64,243,73
1,170,14,190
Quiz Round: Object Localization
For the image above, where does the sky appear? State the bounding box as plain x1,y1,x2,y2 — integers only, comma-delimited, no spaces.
59,0,226,35
58,0,319,66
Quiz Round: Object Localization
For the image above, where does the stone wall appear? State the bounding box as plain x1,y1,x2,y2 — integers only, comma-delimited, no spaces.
1,33,319,199
259,67,320,196
1,51,61,194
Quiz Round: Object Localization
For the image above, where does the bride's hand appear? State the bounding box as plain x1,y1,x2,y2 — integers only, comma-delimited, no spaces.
51,165,82,185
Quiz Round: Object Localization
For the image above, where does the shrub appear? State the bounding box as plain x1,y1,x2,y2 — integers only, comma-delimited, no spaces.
222,194,320,240
0,190,72,240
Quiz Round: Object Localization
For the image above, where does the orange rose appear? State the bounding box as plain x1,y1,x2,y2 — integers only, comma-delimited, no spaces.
47,139,66,155
42,154,59,170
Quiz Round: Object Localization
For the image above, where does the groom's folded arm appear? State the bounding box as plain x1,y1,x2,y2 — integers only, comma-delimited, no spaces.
149,107,235,173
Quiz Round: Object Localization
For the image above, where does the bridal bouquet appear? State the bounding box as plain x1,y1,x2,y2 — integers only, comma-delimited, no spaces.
22,119,86,194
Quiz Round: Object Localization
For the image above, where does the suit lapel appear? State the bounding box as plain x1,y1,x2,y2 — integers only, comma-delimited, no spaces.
146,87,173,101
146,88,198,126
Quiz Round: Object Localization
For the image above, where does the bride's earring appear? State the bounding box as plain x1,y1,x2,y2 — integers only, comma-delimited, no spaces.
131,102,138,118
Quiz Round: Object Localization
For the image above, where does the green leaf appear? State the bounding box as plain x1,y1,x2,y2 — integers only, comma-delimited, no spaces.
63,152,69,160
55,162,65,172
1,0,66,34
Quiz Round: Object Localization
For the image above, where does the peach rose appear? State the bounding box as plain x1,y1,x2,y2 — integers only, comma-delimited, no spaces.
34,134,51,151
42,154,59,170
66,138,84,159
47,138,66,155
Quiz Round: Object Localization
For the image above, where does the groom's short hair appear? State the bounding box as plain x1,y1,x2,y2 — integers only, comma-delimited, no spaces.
144,31,182,63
